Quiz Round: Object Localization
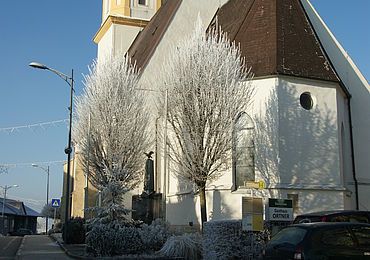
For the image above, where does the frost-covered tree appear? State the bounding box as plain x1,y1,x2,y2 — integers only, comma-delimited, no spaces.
159,17,254,227
41,203,61,219
74,55,151,226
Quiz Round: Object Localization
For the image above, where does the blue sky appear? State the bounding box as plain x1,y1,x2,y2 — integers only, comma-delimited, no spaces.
0,1,369,213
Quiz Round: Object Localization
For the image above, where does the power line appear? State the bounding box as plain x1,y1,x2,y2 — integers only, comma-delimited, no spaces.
0,119,69,133
0,160,66,171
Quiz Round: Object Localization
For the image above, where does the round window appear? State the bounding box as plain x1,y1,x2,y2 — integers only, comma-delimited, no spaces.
300,92,313,110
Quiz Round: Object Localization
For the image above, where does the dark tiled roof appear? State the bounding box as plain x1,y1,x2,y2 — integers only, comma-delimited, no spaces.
209,0,339,82
0,198,40,217
24,205,40,217
127,0,182,71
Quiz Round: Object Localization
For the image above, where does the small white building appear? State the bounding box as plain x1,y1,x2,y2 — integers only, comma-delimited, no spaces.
93,0,370,229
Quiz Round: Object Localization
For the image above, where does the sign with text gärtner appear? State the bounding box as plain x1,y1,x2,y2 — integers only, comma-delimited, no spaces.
268,198,293,221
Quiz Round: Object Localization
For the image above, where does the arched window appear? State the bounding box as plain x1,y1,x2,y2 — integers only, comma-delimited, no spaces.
233,112,255,188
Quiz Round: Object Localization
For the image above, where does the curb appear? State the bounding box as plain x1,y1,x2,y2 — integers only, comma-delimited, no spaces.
49,234,87,260
15,236,26,260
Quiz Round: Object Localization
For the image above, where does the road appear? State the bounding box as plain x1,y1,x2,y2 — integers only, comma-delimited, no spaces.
16,235,72,259
0,236,22,260
0,235,72,260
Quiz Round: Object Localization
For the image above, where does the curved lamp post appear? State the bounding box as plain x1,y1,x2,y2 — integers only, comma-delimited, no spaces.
29,62,74,243
1,185,18,235
32,164,50,234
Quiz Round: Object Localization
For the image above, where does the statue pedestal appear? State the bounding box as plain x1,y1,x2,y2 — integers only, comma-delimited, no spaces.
132,193,162,224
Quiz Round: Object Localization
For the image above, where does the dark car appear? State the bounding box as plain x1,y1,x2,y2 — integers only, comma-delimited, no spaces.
11,228,33,236
293,210,370,224
263,222,370,259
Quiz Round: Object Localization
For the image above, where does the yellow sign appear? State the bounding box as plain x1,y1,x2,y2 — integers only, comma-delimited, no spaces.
242,197,263,231
245,181,265,189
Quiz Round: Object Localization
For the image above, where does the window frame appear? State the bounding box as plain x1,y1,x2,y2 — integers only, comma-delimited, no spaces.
232,112,255,190
138,0,147,6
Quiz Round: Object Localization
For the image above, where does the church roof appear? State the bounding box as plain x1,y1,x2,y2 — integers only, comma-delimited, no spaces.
210,0,339,82
127,0,182,71
127,0,339,83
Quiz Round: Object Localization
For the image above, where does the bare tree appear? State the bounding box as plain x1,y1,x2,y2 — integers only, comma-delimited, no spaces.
74,55,151,225
41,203,61,219
159,17,254,227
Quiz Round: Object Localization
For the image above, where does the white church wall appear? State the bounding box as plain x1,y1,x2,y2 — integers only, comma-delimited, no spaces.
275,189,344,215
113,23,142,56
131,0,357,227
336,90,356,209
277,76,341,188
138,0,229,202
97,25,114,60
163,74,348,226
130,0,157,20
301,0,370,210
167,188,345,227
139,0,229,90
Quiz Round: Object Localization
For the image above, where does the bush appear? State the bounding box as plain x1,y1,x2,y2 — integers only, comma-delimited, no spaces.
202,220,267,260
157,233,201,260
86,219,170,257
115,225,144,255
139,219,170,252
86,224,117,256
86,224,144,257
62,217,85,244
48,221,63,235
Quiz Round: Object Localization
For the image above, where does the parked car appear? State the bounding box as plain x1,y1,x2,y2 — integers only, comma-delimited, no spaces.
263,222,370,259
293,210,370,224
11,228,33,236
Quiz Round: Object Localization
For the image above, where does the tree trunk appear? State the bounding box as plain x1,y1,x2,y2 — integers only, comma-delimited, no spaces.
199,186,207,231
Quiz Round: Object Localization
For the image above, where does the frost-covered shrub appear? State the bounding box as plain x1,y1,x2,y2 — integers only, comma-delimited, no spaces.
202,220,267,260
86,219,172,257
62,217,85,244
157,233,201,260
86,224,144,256
115,226,144,255
86,225,116,256
139,219,170,252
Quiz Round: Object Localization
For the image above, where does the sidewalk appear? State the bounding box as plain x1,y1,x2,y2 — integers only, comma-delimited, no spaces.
50,233,86,259
16,235,72,260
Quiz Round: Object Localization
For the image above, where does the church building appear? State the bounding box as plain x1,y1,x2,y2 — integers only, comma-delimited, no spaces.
67,0,369,229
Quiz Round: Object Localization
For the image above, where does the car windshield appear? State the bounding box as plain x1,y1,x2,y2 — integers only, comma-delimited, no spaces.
270,227,307,246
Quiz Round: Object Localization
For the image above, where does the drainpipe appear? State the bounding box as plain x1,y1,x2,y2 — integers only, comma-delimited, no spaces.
347,98,359,210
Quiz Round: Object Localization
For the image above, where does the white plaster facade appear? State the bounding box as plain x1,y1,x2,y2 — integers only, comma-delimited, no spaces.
94,0,369,227
301,0,370,211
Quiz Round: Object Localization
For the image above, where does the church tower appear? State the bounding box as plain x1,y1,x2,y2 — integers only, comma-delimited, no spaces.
94,0,162,59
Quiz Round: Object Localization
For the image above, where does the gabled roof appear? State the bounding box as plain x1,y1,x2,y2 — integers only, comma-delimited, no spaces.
209,0,339,82
127,0,182,71
0,198,40,217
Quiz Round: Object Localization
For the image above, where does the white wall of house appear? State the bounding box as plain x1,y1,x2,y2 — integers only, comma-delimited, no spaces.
97,23,143,61
97,26,114,60
162,74,349,226
94,0,367,227
130,0,157,20
139,0,229,88
301,0,370,210
113,23,142,56
277,77,340,187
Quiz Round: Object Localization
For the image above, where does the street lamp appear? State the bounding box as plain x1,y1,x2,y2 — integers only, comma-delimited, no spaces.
29,61,74,243
32,164,50,234
1,185,18,235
